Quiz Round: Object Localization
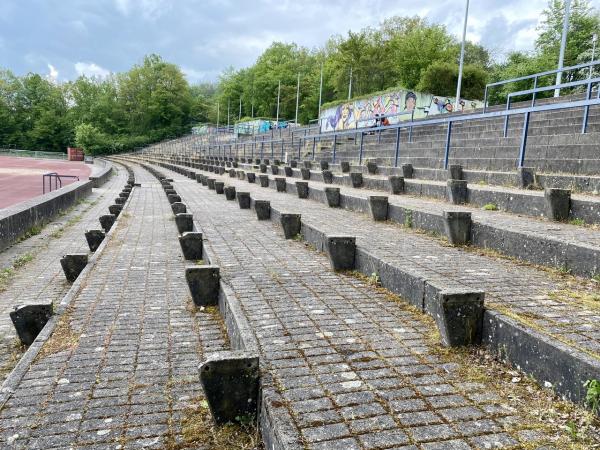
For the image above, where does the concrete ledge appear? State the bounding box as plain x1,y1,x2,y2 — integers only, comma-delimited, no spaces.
0,180,93,252
89,159,114,188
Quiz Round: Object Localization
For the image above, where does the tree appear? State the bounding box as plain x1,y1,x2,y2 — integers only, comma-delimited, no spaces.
417,62,488,99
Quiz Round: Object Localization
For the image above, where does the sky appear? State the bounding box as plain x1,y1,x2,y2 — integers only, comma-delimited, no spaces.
1,0,599,84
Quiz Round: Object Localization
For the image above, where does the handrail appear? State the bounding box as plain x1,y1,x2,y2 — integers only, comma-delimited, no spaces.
42,172,80,194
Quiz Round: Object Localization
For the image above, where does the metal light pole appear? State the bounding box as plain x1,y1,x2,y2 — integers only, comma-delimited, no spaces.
348,67,353,100
216,103,220,143
589,33,598,78
455,0,469,110
295,73,300,124
555,0,572,97
239,97,242,120
227,98,230,130
276,80,281,125
318,63,323,119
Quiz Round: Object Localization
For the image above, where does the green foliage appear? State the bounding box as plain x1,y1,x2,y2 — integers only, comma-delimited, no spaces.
483,203,499,211
417,62,488,99
584,379,600,413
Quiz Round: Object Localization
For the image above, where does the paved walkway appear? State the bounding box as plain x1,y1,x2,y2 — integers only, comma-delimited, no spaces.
149,163,590,449
0,165,126,382
0,165,230,449
149,159,600,362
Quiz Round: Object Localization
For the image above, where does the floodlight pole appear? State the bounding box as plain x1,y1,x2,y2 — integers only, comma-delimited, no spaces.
348,67,353,100
455,0,469,110
216,103,220,143
318,63,323,119
555,0,572,97
295,73,300,124
589,33,598,78
227,98,230,130
276,80,281,124
239,97,242,120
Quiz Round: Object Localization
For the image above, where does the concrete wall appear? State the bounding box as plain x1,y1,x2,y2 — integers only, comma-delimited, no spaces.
88,159,113,188
0,180,92,251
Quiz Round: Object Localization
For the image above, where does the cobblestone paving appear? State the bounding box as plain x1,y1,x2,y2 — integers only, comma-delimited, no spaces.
156,167,568,450
0,166,126,382
151,160,600,360
0,165,229,449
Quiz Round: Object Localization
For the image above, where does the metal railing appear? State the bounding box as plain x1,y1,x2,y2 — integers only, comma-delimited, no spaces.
42,173,80,194
0,148,67,160
483,59,600,112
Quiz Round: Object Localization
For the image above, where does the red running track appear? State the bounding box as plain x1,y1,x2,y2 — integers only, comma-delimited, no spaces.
0,156,91,209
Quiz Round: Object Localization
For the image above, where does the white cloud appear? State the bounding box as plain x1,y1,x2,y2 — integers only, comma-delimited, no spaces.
74,62,110,78
181,66,220,83
113,0,170,20
47,63,59,82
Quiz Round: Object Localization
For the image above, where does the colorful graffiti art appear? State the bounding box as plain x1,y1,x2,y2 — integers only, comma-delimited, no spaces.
320,90,483,132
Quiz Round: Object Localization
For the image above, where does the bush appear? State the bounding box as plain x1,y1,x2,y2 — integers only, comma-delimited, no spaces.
417,62,488,100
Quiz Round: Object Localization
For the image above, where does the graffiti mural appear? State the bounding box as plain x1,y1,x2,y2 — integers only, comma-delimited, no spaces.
319,89,483,132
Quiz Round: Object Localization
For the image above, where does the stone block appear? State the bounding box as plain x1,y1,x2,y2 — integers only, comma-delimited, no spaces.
443,211,472,245
260,164,267,173
300,168,311,180
341,161,351,173
224,186,236,200
350,172,363,188
326,236,356,271
201,176,208,186
237,170,245,180
448,164,463,180
165,188,176,196
544,188,571,221
60,254,88,282
263,159,270,165
10,304,53,346
254,200,271,220
517,167,536,189
179,232,203,260
207,178,216,190
175,213,194,234
303,161,312,169
325,187,340,207
199,351,260,425
402,164,414,179
246,173,256,183
296,181,309,199
218,167,225,175
280,213,301,239
388,176,405,194
320,161,329,170
168,194,182,204
290,160,298,168
186,265,220,306
85,229,105,252
275,177,287,192
367,161,378,174
215,181,225,194
171,202,187,215
284,166,293,177
232,162,238,168
259,175,270,188
368,196,389,221
108,204,122,217
322,170,333,184
99,214,116,233
430,290,485,347
255,158,261,165
271,165,279,175
229,169,236,178
237,192,251,209
446,180,468,205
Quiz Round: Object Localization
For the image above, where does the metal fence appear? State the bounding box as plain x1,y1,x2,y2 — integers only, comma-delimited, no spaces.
0,148,67,160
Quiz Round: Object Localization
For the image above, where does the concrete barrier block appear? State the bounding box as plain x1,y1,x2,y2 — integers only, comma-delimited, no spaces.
255,158,261,165
179,231,203,260
207,178,216,190
108,204,122,217
85,229,105,252
271,165,279,175
168,194,181,204
175,213,194,234
237,170,245,180
443,211,471,245
325,187,340,207
274,159,281,166
341,161,351,173
544,188,571,221
171,202,187,215
215,181,225,194
237,192,251,209
300,168,311,180
290,160,298,168
165,188,176,196
10,304,53,346
224,186,236,201
446,180,468,205
99,214,116,233
402,164,414,179
229,169,236,178
517,167,536,189
296,181,309,199
259,175,270,188
247,172,256,183
367,161,378,174
350,172,363,188
322,170,333,184
232,162,238,169
326,236,356,270
263,159,270,165
388,176,405,195
280,213,301,239
430,290,485,347
303,161,312,169
254,200,271,220
275,177,286,192
60,254,88,282
284,166,293,177
448,165,463,180
260,164,267,173
368,196,389,221
186,265,220,306
320,161,329,170
199,351,260,425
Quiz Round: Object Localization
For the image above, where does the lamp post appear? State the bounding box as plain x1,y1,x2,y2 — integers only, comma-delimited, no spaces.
227,98,230,130
216,102,220,143
295,73,300,124
555,0,572,97
318,63,323,119
275,80,281,125
455,0,469,110
348,67,353,100
589,33,598,78
239,97,242,120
